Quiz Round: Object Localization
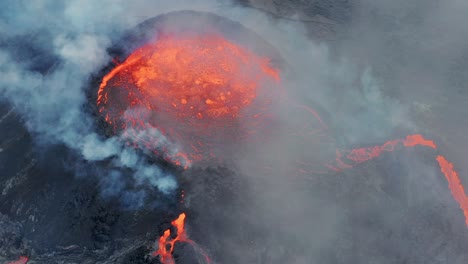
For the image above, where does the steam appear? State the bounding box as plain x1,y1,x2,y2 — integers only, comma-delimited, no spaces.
1,0,468,263
0,0,205,201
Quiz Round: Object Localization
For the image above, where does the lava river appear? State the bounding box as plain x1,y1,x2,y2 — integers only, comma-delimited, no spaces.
328,134,468,227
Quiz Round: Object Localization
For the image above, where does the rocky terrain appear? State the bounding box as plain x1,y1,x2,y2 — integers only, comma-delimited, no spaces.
2,0,468,263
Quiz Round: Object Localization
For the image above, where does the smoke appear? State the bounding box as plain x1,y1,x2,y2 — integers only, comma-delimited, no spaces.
1,0,468,263
0,0,210,202
194,1,468,263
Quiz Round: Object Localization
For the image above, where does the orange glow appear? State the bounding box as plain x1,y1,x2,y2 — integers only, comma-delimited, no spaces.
332,134,436,169
327,134,468,226
436,155,468,226
403,134,437,149
7,256,28,264
154,213,211,264
97,34,279,165
345,139,400,164
128,35,278,120
155,213,187,264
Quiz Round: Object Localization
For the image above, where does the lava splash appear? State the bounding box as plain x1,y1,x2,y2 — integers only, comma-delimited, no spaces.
97,33,279,167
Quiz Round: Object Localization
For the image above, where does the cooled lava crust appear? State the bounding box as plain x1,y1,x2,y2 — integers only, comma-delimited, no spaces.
92,10,284,168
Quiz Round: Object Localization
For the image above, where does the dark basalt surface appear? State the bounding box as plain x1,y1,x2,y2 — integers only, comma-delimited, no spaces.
2,1,468,264
2,98,468,264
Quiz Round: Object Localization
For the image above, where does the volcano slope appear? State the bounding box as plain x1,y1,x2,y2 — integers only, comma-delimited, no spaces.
2,1,468,264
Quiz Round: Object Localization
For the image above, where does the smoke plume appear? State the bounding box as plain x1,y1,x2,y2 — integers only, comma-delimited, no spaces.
1,0,468,263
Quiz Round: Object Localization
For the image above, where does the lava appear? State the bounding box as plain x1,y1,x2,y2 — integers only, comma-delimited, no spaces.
326,134,468,226
437,155,468,226
330,134,438,169
403,134,437,148
97,33,279,166
155,213,187,264
94,14,468,261
7,256,29,264
154,213,211,264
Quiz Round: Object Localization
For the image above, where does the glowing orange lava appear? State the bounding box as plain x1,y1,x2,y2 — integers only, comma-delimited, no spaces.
329,134,438,169
7,256,29,264
326,134,468,226
154,213,211,264
155,213,187,264
403,134,437,149
97,34,279,166
437,155,468,226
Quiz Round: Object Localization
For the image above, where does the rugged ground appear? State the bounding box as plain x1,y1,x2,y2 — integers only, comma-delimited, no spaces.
2,0,468,263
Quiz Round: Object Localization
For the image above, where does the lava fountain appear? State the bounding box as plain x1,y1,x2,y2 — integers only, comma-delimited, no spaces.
96,11,281,168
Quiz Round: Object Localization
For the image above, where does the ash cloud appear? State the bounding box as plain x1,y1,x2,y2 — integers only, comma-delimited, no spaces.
1,0,468,263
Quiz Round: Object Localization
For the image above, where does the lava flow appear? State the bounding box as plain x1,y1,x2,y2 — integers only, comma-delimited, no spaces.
6,256,29,264
97,33,279,166
325,133,468,226
154,213,211,264
329,134,437,170
437,155,468,226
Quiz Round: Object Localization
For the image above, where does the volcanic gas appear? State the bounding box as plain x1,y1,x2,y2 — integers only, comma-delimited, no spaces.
93,10,468,264
323,134,468,227
94,11,283,263
97,33,279,167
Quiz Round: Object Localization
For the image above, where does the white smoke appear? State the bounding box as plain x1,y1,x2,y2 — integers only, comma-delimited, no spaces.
0,0,203,200
2,0,468,263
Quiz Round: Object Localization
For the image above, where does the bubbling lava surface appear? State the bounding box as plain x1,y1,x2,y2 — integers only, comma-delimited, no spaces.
97,33,280,167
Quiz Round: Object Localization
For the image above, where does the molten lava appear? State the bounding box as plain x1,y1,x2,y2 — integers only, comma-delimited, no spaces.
155,213,187,264
402,134,437,149
154,213,211,264
97,34,279,166
329,134,437,170
437,155,468,226
7,256,29,264
325,134,468,226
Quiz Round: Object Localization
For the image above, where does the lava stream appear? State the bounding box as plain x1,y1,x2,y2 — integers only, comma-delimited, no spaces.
330,134,436,170
6,256,29,264
329,134,468,226
437,155,468,226
154,213,211,264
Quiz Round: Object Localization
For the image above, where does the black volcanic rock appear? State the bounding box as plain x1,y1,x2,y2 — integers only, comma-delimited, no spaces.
3,1,468,264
